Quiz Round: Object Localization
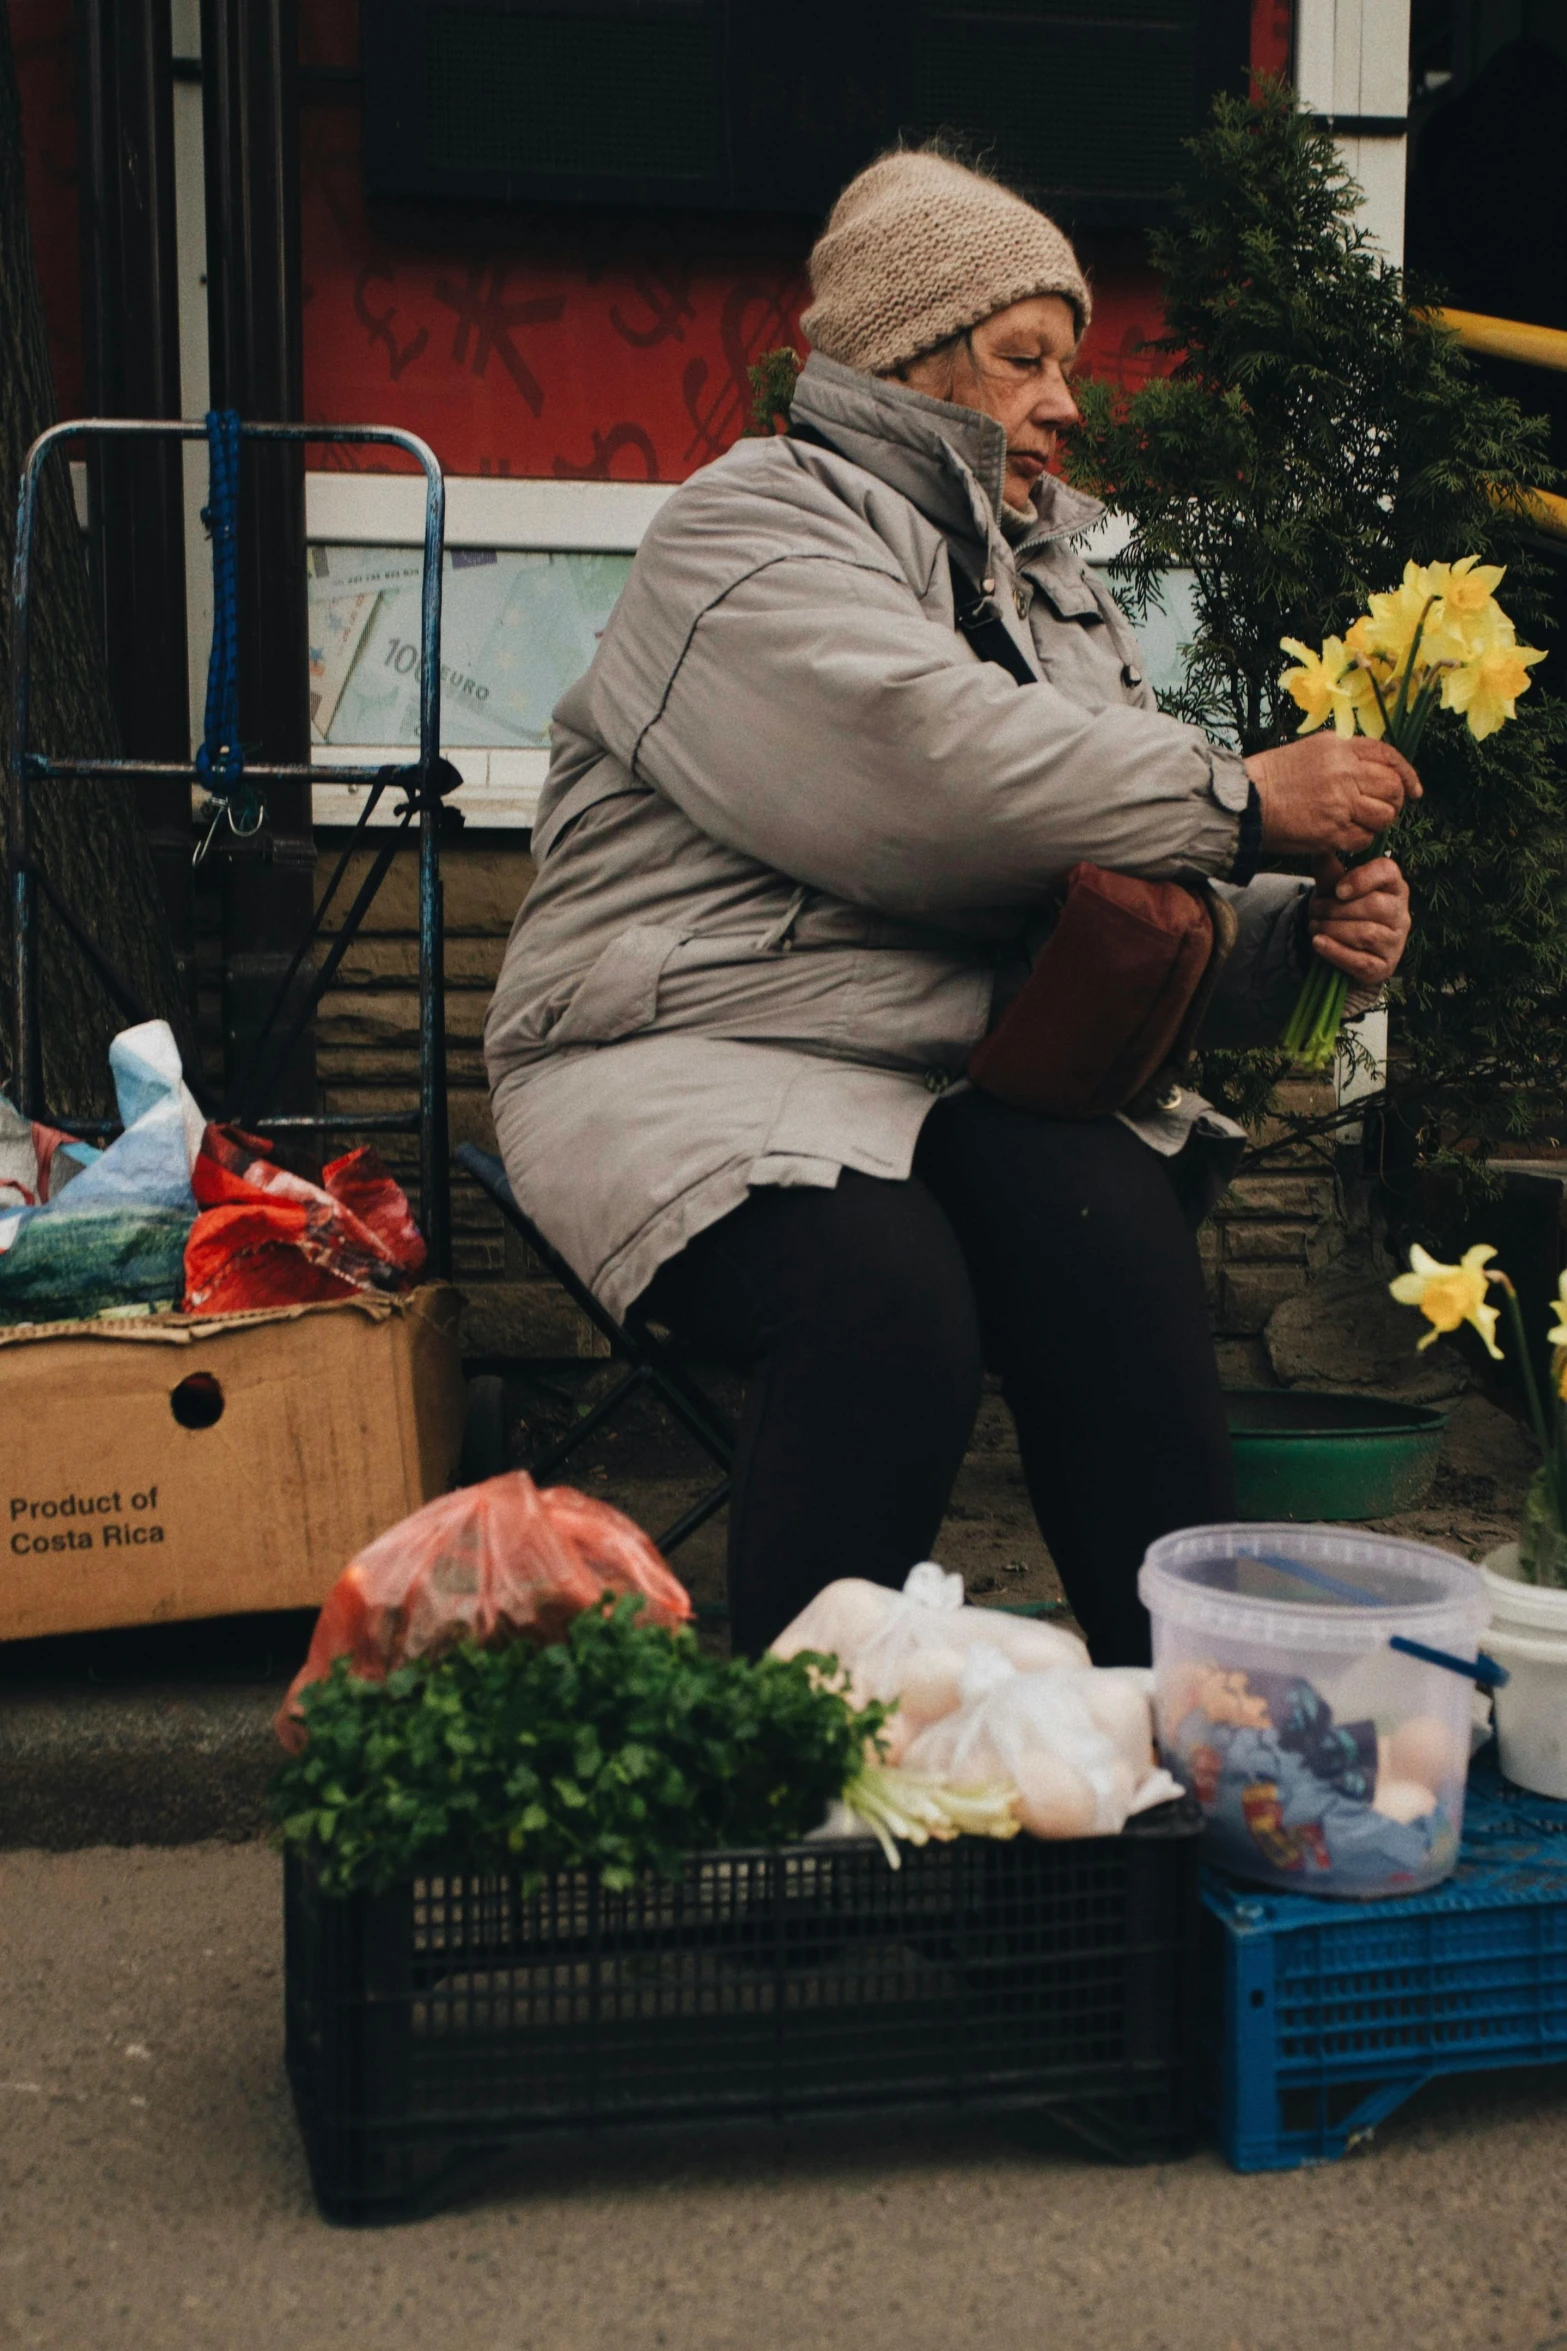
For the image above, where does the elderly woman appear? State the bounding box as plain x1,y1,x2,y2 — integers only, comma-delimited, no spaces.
484,151,1415,1664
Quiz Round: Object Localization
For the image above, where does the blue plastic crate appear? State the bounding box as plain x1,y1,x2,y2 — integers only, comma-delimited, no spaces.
1204,1755,1567,2170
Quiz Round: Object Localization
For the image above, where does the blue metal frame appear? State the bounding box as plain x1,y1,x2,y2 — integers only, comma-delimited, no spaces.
8,416,452,1275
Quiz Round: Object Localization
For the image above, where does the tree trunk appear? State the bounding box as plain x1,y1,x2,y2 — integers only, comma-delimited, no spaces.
0,0,191,1123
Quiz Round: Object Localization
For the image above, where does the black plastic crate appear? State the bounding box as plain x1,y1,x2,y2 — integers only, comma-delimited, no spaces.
285,1806,1204,2221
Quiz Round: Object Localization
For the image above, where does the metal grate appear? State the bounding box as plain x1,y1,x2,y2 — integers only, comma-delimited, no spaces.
369,0,1245,217
286,1814,1202,2218
916,1,1204,201
425,7,723,181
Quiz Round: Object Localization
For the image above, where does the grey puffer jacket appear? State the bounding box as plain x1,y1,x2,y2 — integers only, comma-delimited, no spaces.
485,354,1308,1318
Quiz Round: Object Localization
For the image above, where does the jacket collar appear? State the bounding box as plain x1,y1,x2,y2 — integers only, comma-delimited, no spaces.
790,351,1103,569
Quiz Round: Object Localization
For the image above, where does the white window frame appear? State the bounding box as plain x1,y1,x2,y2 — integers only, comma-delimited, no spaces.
304,484,1139,831
1294,0,1411,260
1295,0,1408,1113
306,474,675,829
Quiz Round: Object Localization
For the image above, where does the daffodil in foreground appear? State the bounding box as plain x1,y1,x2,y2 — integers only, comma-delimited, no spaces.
1388,1242,1504,1357
1425,554,1507,631
1548,1272,1567,1401
1359,562,1444,671
1391,1246,1567,1586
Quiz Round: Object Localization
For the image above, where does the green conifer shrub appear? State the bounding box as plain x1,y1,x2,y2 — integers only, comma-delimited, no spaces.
1066,82,1567,1165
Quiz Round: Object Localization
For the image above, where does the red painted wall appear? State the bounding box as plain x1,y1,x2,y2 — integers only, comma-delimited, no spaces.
300,102,811,478
17,3,1294,481
12,0,82,418
1250,0,1295,94
300,102,1171,481
299,0,1171,479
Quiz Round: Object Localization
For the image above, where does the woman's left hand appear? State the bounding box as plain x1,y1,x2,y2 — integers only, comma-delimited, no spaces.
1308,854,1410,988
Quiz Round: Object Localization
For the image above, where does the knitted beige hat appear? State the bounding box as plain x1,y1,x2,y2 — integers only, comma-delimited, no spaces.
801,149,1091,377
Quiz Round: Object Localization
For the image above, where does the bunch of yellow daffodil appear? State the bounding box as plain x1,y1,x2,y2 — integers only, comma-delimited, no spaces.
1282,558,1545,752
1278,559,1545,1070
1390,1243,1567,1586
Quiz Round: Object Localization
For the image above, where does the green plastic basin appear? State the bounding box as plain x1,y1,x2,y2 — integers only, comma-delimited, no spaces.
1225,1391,1449,1521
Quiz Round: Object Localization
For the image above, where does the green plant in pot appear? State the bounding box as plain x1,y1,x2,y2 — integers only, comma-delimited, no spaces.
1390,1244,1567,1796
1515,1269,1567,1592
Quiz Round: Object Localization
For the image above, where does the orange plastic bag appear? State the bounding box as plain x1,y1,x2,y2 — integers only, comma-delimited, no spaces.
183,1125,426,1314
275,1471,692,1750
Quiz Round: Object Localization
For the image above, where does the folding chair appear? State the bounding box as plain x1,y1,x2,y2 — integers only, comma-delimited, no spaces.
455,1144,735,1556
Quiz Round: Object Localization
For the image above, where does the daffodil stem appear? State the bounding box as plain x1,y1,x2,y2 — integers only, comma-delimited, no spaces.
1498,1276,1565,1527
1282,939,1354,1071
1279,589,1418,1071
1366,664,1393,736
1280,792,1399,1070
1389,602,1437,739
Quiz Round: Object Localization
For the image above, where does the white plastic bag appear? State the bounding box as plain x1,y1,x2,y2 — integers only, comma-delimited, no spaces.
0,1022,205,1323
0,1022,202,1257
772,1562,1089,1762
903,1649,1182,1839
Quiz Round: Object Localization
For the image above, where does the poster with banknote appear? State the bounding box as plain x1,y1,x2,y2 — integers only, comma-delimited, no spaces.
307,544,633,748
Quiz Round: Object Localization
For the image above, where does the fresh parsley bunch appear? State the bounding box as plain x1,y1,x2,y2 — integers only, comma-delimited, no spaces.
270,1597,887,1896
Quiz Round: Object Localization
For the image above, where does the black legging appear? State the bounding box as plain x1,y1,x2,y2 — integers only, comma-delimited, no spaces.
642,1089,1235,1665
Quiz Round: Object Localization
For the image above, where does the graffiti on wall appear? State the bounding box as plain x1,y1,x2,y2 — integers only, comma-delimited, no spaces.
302,90,1172,482
14,0,1176,484
297,0,1173,482
301,88,815,480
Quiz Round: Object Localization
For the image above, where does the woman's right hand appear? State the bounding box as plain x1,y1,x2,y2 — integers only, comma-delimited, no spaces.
1244,735,1422,857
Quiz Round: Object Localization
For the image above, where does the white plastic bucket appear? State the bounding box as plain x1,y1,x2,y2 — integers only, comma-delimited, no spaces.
1482,1544,1567,1800
1140,1524,1489,1898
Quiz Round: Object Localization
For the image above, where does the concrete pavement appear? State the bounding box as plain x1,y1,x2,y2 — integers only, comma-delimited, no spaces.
4,1841,1567,2351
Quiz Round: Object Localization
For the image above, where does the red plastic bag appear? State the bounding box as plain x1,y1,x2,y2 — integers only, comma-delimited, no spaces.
274,1471,692,1750
182,1125,426,1314
0,1110,86,1210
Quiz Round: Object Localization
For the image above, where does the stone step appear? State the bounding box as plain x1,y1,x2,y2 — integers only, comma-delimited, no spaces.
0,1681,283,1848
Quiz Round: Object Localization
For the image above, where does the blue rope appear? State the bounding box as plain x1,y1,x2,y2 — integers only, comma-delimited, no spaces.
195,409,261,832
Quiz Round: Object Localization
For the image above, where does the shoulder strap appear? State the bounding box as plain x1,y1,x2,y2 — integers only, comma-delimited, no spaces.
786,416,838,456
947,553,1037,688
791,420,1037,688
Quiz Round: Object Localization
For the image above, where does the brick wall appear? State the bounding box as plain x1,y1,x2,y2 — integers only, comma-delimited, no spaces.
1200,1081,1340,1387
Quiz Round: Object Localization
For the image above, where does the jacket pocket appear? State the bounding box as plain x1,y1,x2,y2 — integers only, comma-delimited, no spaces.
543,925,686,1047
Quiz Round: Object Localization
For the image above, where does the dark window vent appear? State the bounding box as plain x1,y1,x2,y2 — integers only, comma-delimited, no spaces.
366,0,1249,224
424,8,724,181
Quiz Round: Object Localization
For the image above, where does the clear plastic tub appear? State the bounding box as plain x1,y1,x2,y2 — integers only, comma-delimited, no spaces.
1139,1523,1489,1899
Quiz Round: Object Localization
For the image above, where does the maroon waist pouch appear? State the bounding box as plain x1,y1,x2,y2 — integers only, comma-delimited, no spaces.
968,863,1232,1120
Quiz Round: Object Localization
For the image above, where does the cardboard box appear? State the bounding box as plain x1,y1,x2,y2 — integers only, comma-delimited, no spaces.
1,1286,465,1641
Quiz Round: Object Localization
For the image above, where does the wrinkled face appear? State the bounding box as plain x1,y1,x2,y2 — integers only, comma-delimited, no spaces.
895,292,1083,514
